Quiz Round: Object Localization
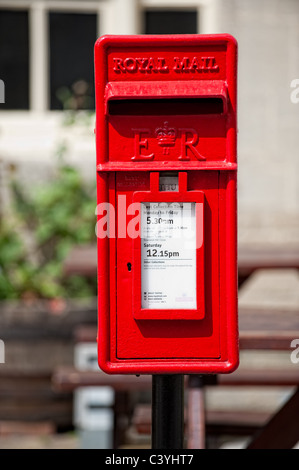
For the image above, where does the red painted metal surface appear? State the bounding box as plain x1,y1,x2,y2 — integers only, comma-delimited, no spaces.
94,34,238,374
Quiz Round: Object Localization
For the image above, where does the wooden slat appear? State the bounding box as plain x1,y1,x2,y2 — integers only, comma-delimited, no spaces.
76,325,296,350
218,368,299,387
0,373,63,399
72,302,299,351
74,325,97,343
207,410,270,427
239,307,299,332
239,332,295,351
52,367,152,392
0,399,72,424
0,421,55,436
0,372,73,428
52,366,299,391
132,404,271,436
132,405,151,434
238,245,299,271
63,245,97,276
238,306,299,350
62,244,299,277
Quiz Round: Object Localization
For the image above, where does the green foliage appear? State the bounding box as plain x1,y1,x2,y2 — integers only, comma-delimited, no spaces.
0,222,26,299
0,161,97,300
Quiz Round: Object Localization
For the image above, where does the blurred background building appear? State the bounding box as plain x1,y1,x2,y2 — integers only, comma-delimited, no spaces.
0,0,299,244
0,0,299,449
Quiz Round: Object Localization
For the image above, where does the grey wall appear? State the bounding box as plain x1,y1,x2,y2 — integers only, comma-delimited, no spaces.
215,0,299,242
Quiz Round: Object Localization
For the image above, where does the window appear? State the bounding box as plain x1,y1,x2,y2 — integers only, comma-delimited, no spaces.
0,9,29,109
49,12,97,110
0,3,202,111
145,9,198,35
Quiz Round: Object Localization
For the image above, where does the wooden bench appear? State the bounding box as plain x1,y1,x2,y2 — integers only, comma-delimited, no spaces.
132,403,274,441
53,365,299,449
52,302,299,449
238,244,299,285
58,243,299,448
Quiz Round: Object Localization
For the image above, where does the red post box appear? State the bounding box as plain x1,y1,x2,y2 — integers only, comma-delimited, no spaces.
94,34,238,374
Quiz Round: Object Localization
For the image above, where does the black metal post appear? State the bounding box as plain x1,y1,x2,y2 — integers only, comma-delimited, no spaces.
151,374,184,449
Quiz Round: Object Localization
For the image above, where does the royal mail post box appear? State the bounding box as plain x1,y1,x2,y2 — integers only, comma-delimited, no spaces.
94,34,238,374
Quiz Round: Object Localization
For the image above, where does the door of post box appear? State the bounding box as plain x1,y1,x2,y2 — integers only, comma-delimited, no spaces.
94,34,238,375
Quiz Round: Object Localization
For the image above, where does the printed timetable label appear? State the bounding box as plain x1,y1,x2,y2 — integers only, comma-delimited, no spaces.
141,201,197,310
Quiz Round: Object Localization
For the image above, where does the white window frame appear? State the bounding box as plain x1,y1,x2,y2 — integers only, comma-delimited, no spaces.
0,0,218,112
0,0,106,112
140,0,218,35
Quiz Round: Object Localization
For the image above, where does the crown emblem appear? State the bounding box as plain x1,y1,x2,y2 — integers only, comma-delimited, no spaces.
155,122,177,154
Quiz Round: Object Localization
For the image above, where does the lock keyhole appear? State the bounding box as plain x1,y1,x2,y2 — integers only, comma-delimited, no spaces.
127,262,132,272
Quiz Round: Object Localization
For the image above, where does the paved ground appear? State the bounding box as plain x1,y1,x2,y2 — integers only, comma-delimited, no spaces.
0,433,79,449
